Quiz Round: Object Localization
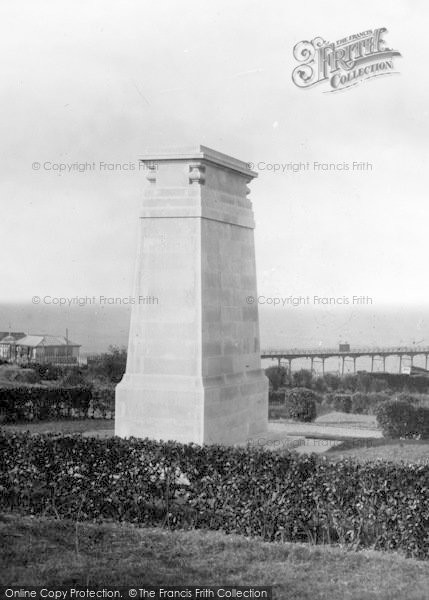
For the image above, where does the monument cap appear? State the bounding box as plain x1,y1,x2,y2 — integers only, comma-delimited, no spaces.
140,145,257,179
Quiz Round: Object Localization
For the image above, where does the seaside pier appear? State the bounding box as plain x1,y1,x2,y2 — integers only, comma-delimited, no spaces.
261,345,429,375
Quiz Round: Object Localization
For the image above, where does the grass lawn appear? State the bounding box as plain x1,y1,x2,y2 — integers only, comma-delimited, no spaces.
327,437,429,463
315,411,378,429
1,411,377,436
1,514,429,599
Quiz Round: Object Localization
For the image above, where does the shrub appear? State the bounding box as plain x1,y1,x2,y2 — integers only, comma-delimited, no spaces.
87,346,127,384
350,392,370,414
59,369,88,387
414,406,429,439
396,392,421,405
90,386,115,418
313,377,328,394
283,388,317,422
265,367,288,391
0,386,94,422
332,394,352,413
365,392,391,415
410,394,429,410
323,373,341,392
323,392,390,415
0,365,40,384
268,390,285,405
292,369,313,389
29,363,78,381
342,374,358,393
375,400,429,439
1,432,428,559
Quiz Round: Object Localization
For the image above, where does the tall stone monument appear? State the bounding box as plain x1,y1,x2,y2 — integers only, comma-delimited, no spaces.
115,146,268,445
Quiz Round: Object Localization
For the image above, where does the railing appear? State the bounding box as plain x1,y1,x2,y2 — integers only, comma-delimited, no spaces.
261,346,429,357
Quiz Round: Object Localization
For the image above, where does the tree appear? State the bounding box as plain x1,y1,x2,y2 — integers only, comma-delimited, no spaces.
88,346,127,383
265,366,288,391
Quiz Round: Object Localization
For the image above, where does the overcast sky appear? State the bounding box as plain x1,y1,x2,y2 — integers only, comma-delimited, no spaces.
1,0,427,308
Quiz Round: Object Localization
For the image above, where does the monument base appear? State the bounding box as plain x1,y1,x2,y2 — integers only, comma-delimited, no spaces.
115,370,268,445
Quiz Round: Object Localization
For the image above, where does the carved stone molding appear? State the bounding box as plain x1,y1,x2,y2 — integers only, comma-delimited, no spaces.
145,162,158,184
189,162,206,185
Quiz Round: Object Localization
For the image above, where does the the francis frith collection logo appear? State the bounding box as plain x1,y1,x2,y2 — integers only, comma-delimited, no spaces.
292,28,401,92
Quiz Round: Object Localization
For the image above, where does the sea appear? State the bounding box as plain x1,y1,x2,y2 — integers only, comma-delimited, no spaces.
1,303,428,375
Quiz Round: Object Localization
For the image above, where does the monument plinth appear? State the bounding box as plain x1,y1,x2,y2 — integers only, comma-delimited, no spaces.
115,145,268,444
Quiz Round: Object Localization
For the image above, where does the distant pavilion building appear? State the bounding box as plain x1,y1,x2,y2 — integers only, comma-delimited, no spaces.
0,331,80,365
0,331,25,361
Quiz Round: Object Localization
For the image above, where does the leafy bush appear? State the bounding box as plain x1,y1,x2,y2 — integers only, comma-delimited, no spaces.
29,363,82,381
1,432,428,559
283,388,317,422
414,406,429,439
268,390,285,405
410,394,429,410
323,373,341,392
265,367,288,391
0,386,92,423
0,365,40,384
265,369,429,395
342,374,358,393
375,400,429,439
332,394,352,413
0,386,114,422
292,369,313,389
368,392,391,403
59,369,88,387
90,386,115,418
349,392,390,415
87,346,127,384
313,377,328,393
350,392,370,414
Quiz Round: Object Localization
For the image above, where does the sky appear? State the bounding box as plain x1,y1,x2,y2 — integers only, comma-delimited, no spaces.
1,0,428,349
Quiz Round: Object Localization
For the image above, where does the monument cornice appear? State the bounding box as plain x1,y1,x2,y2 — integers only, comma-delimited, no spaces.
140,145,258,180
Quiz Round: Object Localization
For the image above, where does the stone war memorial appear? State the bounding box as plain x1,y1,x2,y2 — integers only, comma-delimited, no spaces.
115,145,268,445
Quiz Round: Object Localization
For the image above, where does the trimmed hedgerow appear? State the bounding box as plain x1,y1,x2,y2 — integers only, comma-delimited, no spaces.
0,387,92,422
282,388,317,422
90,386,115,418
322,392,390,416
268,390,286,405
0,386,115,423
376,400,429,439
269,388,317,421
0,432,428,558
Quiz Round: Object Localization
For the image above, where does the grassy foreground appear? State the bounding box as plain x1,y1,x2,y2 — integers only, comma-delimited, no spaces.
1,514,429,600
327,437,429,463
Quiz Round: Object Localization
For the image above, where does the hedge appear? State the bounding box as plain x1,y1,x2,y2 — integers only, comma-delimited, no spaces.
283,388,317,421
90,387,116,418
0,432,428,558
321,392,391,415
332,394,352,413
268,390,285,405
376,400,429,439
269,388,317,422
0,386,115,423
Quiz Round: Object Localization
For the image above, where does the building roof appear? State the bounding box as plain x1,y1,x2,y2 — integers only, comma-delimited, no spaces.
0,332,26,342
0,335,18,345
16,335,80,348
